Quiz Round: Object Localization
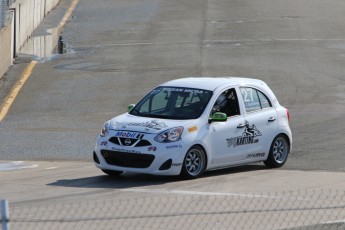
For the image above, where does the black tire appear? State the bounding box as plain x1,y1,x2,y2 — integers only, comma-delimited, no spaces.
101,169,123,177
180,145,207,179
264,134,290,168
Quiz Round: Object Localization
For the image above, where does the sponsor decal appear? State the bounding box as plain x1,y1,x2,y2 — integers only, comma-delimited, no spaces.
226,122,262,147
161,87,205,94
124,139,132,146
150,87,208,96
188,126,198,133
247,153,265,158
128,120,168,130
111,147,141,154
113,122,130,129
100,141,108,146
148,146,157,151
114,131,144,139
166,145,182,150
172,163,183,167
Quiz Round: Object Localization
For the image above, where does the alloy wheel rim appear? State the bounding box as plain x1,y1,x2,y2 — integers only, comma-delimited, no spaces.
185,149,204,176
273,137,288,163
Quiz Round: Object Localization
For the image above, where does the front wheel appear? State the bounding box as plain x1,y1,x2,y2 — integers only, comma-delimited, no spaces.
101,169,123,177
180,145,206,179
264,134,289,168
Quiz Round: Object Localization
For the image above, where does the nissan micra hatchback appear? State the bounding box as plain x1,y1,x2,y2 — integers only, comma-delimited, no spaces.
93,77,292,179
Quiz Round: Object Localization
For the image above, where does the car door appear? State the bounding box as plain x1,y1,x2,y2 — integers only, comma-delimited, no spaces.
208,88,249,167
239,87,278,159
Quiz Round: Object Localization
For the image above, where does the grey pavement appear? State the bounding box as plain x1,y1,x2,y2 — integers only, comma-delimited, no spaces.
1,161,345,229
1,0,345,229
1,0,345,171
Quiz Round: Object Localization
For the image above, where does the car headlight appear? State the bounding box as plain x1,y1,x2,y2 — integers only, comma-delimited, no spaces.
100,122,109,137
154,127,184,143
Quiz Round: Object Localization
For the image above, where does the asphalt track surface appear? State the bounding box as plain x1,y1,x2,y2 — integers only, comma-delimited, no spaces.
1,0,345,229
1,0,345,170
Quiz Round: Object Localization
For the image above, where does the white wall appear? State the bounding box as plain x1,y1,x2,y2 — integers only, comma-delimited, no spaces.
0,12,14,78
0,0,60,78
13,0,60,53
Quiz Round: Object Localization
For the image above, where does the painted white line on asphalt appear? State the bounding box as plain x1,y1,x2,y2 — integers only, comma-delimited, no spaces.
0,161,38,171
92,38,345,47
206,38,345,42
45,167,58,170
323,219,345,224
116,188,282,199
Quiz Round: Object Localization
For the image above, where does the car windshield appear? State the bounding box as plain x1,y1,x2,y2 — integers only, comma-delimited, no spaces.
129,86,213,120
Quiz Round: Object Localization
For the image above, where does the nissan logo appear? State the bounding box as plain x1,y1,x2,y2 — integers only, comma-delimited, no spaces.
124,139,132,145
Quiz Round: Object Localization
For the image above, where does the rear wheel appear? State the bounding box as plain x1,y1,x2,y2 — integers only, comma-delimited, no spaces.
101,169,123,177
264,134,289,168
180,145,206,179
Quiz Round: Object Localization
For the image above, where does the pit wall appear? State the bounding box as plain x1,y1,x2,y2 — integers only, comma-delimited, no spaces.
13,0,60,51
0,0,60,77
0,13,13,78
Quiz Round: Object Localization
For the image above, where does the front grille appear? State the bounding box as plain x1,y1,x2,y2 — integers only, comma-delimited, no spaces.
119,138,137,146
135,139,152,147
108,137,152,147
100,150,154,168
109,137,120,145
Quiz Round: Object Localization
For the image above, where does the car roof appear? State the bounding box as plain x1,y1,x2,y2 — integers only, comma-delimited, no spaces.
160,77,267,91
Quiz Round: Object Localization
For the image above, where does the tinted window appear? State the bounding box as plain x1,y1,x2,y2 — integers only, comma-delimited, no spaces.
212,88,240,117
129,87,213,120
240,87,272,112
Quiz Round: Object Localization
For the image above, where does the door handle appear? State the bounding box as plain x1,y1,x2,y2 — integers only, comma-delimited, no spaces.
268,117,276,122
237,123,246,128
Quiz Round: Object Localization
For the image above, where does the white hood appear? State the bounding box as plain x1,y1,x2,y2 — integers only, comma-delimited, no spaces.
109,113,194,134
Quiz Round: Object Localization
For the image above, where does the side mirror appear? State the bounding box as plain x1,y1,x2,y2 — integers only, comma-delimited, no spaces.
209,112,227,123
127,104,135,112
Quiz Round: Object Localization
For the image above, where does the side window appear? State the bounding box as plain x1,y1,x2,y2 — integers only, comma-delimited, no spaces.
240,88,261,112
257,91,272,109
212,88,240,117
240,87,272,112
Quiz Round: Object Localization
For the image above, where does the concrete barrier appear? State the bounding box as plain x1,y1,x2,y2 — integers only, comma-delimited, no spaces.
12,0,60,53
0,12,13,78
0,0,60,78
19,28,61,58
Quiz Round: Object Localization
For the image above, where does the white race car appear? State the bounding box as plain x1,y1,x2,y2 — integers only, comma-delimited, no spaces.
93,77,292,179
